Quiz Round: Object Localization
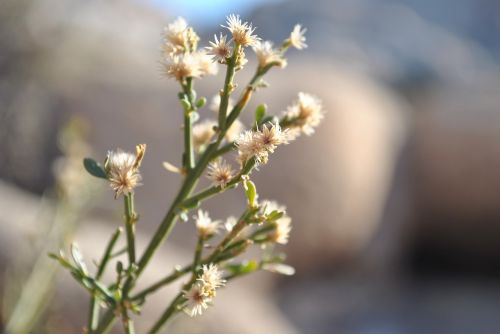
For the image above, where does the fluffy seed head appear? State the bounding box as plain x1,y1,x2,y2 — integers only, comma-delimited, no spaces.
194,50,218,76
198,264,226,297
256,122,291,153
183,283,210,317
194,210,221,238
288,24,307,50
105,145,145,198
206,34,232,63
207,159,235,188
253,41,287,69
162,54,201,81
223,14,259,47
283,92,324,136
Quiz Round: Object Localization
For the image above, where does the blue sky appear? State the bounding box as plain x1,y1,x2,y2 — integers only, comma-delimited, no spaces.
148,0,283,27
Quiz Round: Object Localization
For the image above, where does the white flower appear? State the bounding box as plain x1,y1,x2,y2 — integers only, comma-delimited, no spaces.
206,34,232,63
256,122,291,153
162,54,201,81
236,130,268,165
253,41,286,68
105,144,145,198
183,283,210,317
223,14,259,47
207,159,235,188
194,210,221,238
282,92,324,136
288,24,307,50
192,120,217,152
236,122,291,166
194,50,218,76
198,264,226,296
162,17,188,56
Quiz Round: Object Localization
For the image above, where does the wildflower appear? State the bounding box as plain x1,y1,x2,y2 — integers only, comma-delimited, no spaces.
207,159,235,188
162,17,188,56
236,122,291,165
206,34,232,63
194,50,218,76
105,144,146,198
194,210,221,238
282,92,324,136
198,264,226,297
162,54,201,81
223,14,259,47
253,41,287,69
236,130,268,165
192,120,217,152
256,122,291,153
183,283,210,317
288,24,307,50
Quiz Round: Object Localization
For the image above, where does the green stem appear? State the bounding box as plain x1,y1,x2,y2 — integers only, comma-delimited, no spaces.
124,193,136,265
88,228,122,331
218,43,240,132
130,265,192,302
93,308,116,334
183,77,195,171
192,236,204,276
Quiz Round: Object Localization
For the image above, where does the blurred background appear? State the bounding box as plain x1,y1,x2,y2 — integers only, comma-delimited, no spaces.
1,0,500,333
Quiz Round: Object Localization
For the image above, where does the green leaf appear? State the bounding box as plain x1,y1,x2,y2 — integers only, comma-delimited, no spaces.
255,104,267,124
83,158,107,179
226,260,259,275
266,210,284,222
195,97,207,108
180,98,191,111
243,179,258,208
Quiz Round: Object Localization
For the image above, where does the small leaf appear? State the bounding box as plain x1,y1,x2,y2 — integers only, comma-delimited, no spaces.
180,98,191,111
70,243,88,275
195,97,207,108
83,158,107,179
266,210,284,222
255,104,267,124
226,260,259,275
262,263,295,276
243,179,258,208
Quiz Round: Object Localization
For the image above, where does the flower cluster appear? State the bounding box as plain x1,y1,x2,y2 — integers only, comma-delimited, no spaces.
105,144,146,198
184,264,226,316
236,122,291,165
161,17,218,81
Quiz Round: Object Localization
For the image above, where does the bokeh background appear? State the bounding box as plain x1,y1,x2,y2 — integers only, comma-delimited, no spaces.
1,0,500,333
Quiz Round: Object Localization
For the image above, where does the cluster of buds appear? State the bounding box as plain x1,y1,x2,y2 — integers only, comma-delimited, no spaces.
183,264,226,316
